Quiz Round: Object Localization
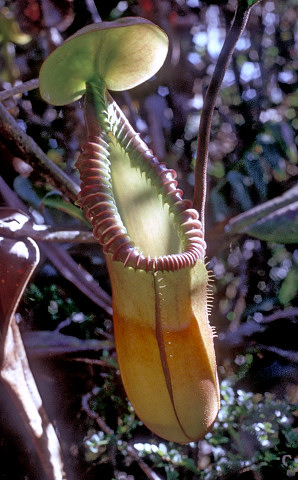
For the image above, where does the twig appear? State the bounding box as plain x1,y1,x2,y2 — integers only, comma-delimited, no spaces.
0,99,79,202
0,219,97,243
70,357,115,367
259,307,298,324
220,308,298,350
82,392,163,480
126,445,163,480
22,330,113,358
82,391,114,435
0,78,39,101
42,242,113,314
257,344,298,363
193,1,258,233
85,0,102,22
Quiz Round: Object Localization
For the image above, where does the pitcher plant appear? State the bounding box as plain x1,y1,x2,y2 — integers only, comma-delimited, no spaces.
39,17,220,443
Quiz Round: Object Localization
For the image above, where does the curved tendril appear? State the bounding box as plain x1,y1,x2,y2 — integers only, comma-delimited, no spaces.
76,81,206,272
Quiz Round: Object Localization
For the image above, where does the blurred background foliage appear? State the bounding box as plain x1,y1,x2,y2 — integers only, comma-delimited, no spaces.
0,0,297,479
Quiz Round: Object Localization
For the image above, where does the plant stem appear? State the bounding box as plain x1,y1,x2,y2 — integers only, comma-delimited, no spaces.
0,221,97,243
193,1,256,234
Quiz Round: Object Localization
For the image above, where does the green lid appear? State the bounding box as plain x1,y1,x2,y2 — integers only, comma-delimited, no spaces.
39,17,168,106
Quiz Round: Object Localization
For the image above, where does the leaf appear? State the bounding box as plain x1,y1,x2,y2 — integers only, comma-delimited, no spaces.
227,171,254,211
269,122,298,164
41,192,90,226
0,7,31,45
13,177,89,226
243,200,298,244
279,267,298,305
210,189,230,222
39,17,169,105
13,175,41,209
261,139,284,174
226,184,298,243
244,152,267,200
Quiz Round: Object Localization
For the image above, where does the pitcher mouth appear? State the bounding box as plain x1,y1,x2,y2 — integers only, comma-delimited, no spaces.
76,83,206,272
76,138,205,272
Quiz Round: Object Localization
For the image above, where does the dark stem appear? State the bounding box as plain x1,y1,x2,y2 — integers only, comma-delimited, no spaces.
193,2,255,234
